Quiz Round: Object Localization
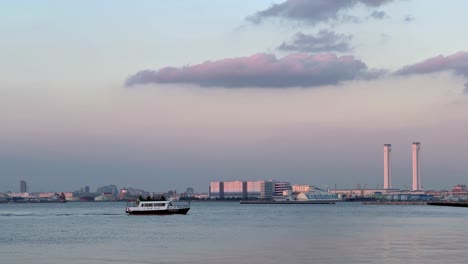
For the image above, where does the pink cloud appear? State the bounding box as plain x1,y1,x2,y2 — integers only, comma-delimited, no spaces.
396,52,468,75
125,53,381,88
395,51,468,92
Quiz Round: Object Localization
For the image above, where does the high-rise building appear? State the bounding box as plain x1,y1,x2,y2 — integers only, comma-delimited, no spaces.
412,142,421,191
20,180,27,193
84,186,90,193
383,144,392,189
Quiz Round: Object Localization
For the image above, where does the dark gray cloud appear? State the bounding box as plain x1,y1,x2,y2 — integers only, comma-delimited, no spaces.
404,15,415,22
370,10,386,20
247,0,394,24
278,30,353,53
395,51,468,91
125,53,384,88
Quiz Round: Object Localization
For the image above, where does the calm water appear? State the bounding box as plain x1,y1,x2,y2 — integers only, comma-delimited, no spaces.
0,201,467,264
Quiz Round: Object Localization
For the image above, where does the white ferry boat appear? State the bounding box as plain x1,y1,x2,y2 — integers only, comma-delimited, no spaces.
125,199,190,215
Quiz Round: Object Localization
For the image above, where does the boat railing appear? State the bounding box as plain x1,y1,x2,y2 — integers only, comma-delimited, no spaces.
170,201,191,209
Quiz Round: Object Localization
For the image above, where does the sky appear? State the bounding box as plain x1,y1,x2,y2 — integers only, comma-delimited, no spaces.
1,0,468,193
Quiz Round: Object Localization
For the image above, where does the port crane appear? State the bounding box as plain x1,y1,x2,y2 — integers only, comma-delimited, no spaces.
356,184,367,197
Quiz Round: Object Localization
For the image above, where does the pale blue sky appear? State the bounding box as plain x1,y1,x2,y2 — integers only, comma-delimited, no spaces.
1,0,468,192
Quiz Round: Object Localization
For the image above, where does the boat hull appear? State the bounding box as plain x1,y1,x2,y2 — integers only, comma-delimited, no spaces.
427,201,468,207
126,208,190,215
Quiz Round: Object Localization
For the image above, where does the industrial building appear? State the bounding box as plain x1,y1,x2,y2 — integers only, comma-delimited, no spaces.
209,180,290,199
274,182,291,196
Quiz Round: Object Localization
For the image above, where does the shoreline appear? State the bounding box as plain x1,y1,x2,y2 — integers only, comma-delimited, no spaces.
362,201,427,205
240,200,336,204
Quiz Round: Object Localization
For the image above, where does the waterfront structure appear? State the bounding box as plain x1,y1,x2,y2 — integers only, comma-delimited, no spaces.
274,181,291,196
246,180,262,198
209,180,244,199
295,192,339,201
292,184,312,193
96,185,118,195
451,185,468,196
209,180,279,199
412,142,421,191
20,180,27,193
223,181,246,198
383,144,392,189
329,188,399,197
209,181,224,199
383,193,434,201
260,181,274,199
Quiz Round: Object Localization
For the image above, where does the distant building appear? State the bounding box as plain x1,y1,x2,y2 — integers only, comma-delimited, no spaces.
246,180,262,198
292,184,312,194
9,192,30,198
96,185,118,196
223,181,245,198
383,193,434,201
209,180,278,199
452,185,468,196
274,181,291,196
260,181,274,199
329,188,398,197
194,193,209,199
123,187,146,196
20,180,27,193
209,182,224,199
186,188,194,197
84,186,90,193
119,188,128,199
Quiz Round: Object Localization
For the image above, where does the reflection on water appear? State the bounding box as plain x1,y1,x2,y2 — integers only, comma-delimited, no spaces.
0,202,467,264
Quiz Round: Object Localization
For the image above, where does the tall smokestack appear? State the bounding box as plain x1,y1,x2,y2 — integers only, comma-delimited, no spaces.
383,144,392,189
412,142,421,191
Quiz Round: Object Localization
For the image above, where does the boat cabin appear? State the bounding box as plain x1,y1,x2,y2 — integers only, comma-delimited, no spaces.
138,201,171,208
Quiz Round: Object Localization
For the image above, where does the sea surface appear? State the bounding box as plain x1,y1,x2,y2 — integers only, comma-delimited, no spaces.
0,201,467,264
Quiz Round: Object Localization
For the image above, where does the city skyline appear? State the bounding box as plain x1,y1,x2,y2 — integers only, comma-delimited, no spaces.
2,1,468,192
